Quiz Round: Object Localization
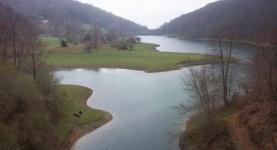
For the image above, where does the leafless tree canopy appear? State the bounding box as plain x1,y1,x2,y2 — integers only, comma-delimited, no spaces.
184,65,220,115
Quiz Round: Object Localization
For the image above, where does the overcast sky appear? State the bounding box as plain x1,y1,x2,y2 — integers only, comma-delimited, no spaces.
77,0,219,29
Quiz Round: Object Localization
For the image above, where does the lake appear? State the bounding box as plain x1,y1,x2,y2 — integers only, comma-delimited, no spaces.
56,68,189,150
140,35,254,60
55,36,254,150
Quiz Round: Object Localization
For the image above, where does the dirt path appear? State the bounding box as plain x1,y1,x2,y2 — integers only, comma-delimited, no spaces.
229,111,258,150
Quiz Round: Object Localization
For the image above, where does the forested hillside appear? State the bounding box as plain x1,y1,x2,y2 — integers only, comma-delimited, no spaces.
1,0,148,35
153,0,277,40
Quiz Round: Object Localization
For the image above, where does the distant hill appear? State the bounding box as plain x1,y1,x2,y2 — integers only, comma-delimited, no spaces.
152,0,277,40
1,0,148,35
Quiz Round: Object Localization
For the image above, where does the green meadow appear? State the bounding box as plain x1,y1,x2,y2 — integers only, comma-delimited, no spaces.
42,36,216,72
54,85,104,142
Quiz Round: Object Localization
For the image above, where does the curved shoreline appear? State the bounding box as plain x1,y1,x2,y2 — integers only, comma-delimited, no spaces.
51,58,216,74
62,86,113,150
63,111,113,150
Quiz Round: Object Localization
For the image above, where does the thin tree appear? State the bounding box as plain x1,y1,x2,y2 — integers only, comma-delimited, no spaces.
92,24,101,49
183,65,219,115
0,2,12,63
26,35,44,79
248,35,277,150
213,25,236,106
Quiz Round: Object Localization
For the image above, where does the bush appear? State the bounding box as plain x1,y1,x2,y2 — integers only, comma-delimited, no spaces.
112,39,134,50
180,114,236,150
60,40,67,47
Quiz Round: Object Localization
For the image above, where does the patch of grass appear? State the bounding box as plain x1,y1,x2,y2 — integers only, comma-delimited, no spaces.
54,85,104,142
40,36,60,51
42,37,218,72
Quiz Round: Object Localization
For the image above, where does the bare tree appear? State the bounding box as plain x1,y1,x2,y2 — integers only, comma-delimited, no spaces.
0,2,13,63
8,7,31,69
91,24,102,49
107,31,117,43
84,40,94,53
26,35,44,79
247,34,277,150
213,25,236,106
184,65,220,115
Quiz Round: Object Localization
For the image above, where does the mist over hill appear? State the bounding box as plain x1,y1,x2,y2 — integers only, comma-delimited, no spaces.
1,0,148,35
152,0,277,40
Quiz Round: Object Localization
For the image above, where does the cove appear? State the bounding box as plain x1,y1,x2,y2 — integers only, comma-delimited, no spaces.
56,68,190,150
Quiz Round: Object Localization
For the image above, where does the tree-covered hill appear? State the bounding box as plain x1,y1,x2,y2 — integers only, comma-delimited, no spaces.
1,0,148,35
152,0,277,40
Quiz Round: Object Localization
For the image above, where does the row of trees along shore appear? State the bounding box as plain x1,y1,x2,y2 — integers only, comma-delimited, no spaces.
181,24,277,149
0,2,65,149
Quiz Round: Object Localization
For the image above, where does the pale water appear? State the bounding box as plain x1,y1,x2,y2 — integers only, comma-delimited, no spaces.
140,35,253,60
56,68,190,150
55,36,254,150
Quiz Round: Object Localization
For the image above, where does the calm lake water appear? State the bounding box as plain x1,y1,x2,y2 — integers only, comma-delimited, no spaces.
140,35,253,60
56,68,189,150
55,36,254,150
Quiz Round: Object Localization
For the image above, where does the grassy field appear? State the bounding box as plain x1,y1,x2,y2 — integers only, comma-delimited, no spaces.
54,85,104,142
42,36,217,72
40,36,61,51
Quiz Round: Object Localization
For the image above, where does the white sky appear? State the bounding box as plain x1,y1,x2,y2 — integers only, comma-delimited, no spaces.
77,0,219,29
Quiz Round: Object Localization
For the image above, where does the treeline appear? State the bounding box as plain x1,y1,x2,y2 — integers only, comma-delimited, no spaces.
84,30,141,52
152,0,277,41
61,23,141,52
0,2,64,149
1,0,148,36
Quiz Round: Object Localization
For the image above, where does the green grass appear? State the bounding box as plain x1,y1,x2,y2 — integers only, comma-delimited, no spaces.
42,36,217,72
54,85,104,141
81,24,93,31
40,36,60,51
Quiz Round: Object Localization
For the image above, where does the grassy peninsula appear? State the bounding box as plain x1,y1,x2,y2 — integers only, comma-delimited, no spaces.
42,36,217,72
56,85,112,149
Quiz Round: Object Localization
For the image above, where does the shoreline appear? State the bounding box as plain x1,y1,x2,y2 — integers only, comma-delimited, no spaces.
51,59,217,73
164,34,273,47
61,86,113,150
63,110,113,150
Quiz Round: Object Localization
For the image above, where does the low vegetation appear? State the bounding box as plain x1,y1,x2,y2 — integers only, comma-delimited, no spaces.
180,105,237,150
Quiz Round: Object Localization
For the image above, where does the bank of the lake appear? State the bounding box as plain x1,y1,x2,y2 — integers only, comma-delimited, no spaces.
164,34,272,47
42,36,218,72
56,85,112,150
179,104,237,150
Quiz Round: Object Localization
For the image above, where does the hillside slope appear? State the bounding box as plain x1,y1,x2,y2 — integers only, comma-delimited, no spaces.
1,0,148,35
153,0,277,40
